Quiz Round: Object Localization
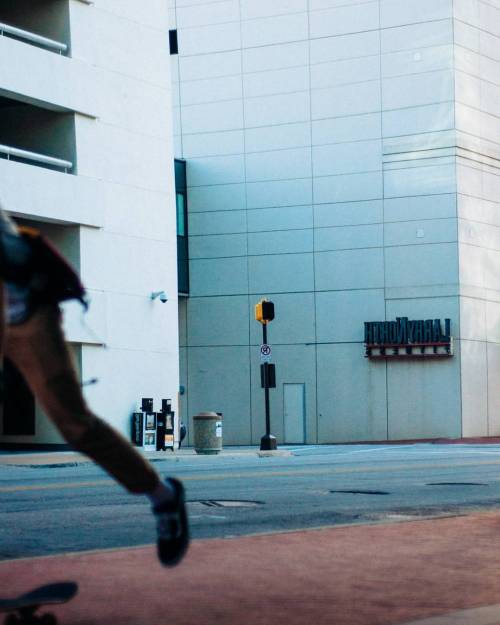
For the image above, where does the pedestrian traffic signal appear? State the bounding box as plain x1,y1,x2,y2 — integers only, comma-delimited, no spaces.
255,299,275,324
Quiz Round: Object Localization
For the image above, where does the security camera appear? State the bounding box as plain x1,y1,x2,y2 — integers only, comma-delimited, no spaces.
151,290,168,303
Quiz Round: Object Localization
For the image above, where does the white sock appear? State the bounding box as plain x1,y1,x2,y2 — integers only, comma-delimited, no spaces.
147,480,175,509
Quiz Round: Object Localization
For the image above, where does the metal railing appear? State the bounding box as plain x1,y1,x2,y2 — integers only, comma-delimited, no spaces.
0,22,67,54
0,143,73,173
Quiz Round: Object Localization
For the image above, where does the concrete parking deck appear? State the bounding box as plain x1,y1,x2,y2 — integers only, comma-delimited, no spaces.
2,510,500,625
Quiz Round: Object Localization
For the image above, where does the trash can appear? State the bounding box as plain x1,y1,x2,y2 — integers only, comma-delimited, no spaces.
193,412,222,455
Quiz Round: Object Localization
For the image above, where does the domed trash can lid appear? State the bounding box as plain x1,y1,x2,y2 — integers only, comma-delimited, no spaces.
193,411,221,419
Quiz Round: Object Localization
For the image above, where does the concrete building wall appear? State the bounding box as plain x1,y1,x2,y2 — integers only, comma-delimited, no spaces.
381,4,461,440
172,1,478,444
454,0,500,436
0,0,179,445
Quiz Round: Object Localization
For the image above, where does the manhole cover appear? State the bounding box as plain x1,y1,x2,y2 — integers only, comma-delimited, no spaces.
189,500,264,508
426,482,488,486
330,489,390,496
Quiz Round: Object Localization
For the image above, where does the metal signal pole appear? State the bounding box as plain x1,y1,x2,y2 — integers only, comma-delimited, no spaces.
255,299,277,451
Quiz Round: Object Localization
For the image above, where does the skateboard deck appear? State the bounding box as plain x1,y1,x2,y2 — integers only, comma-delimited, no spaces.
0,582,78,625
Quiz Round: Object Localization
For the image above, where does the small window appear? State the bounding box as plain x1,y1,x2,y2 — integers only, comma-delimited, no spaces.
169,30,178,55
176,193,186,236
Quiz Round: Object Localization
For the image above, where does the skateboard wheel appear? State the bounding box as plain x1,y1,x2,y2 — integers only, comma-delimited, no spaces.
39,615,57,625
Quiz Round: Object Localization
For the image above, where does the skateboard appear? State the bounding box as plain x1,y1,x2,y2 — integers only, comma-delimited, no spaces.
0,582,78,625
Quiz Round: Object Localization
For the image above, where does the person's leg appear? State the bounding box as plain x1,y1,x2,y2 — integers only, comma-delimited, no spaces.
5,304,189,565
0,282,5,404
6,305,161,494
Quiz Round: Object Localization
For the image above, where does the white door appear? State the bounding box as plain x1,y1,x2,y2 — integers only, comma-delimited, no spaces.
283,383,305,444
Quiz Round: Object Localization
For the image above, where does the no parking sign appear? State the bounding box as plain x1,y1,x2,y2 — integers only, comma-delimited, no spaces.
260,344,272,363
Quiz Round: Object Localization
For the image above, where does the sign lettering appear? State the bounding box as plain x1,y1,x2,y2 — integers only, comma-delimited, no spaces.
364,317,453,359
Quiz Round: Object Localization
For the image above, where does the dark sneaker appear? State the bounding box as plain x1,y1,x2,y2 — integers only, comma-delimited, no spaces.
154,477,189,566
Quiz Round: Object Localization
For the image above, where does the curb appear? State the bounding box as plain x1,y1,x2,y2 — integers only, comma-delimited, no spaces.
257,450,293,458
0,447,293,468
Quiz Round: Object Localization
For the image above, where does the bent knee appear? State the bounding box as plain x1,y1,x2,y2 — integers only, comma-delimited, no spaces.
65,416,119,454
58,413,99,447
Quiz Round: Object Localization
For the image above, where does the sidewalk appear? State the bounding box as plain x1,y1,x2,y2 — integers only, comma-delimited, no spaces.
2,437,500,467
2,511,500,624
0,446,292,467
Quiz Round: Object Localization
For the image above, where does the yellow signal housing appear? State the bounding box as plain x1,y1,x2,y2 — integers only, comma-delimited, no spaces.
255,299,274,324
255,300,265,324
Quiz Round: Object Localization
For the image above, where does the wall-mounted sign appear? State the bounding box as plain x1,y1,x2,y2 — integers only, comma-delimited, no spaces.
364,317,453,359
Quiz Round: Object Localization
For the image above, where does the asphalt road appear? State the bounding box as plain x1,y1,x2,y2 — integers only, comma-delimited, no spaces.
3,443,500,561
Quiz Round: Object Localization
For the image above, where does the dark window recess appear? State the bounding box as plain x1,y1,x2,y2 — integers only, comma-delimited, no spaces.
175,159,189,295
0,1,70,56
2,358,35,436
0,95,76,173
169,29,178,55
176,193,186,237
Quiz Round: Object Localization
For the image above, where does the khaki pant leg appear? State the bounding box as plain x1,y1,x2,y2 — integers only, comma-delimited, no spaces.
0,283,4,403
5,305,159,494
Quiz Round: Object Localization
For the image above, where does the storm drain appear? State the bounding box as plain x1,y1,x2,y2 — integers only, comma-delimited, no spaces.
330,489,390,496
189,500,264,508
426,482,488,487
